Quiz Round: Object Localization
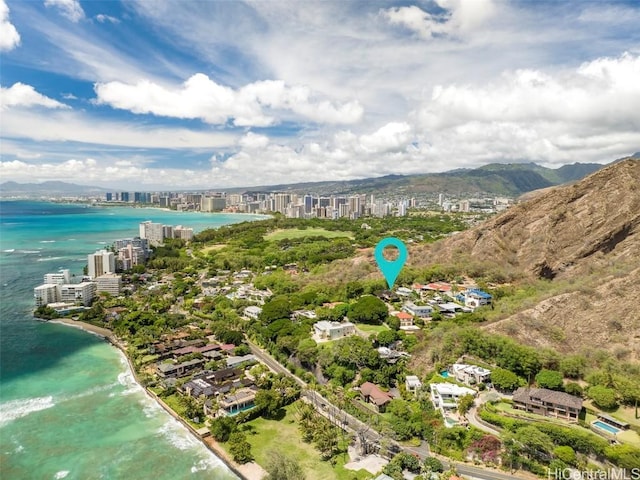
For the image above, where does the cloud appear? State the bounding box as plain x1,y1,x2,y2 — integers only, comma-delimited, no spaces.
381,0,496,39
2,108,239,149
1,83,68,110
95,14,119,24
44,0,84,22
0,0,20,51
94,74,363,126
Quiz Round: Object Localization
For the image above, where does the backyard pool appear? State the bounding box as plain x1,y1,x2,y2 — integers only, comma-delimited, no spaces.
592,420,621,435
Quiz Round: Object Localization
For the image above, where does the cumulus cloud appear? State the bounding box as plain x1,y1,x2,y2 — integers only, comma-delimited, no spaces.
44,0,84,22
381,0,495,39
94,74,363,126
1,83,68,110
0,0,20,51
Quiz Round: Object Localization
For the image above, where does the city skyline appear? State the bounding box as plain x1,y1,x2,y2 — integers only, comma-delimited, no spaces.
1,0,639,189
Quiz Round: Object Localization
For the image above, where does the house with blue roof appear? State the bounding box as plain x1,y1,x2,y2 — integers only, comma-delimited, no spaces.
463,288,492,309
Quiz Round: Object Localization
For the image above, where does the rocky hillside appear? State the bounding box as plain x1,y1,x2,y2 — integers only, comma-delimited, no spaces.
414,158,640,361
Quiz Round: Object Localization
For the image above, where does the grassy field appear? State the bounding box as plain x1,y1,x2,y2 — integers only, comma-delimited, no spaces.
240,402,370,480
355,323,390,336
265,228,354,241
200,244,227,253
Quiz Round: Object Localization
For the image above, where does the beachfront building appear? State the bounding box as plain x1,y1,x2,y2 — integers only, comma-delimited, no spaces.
34,284,60,306
88,250,115,279
219,387,257,416
95,273,122,296
59,282,96,307
44,269,71,285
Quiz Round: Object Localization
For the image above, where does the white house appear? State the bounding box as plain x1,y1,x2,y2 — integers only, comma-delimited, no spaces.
451,364,491,386
402,302,433,318
313,321,355,341
464,288,492,308
430,383,476,412
244,305,262,320
405,375,422,394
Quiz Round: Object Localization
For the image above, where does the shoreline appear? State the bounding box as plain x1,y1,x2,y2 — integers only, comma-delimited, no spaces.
48,318,260,480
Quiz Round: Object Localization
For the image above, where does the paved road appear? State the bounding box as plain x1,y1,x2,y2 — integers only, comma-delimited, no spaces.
246,337,527,480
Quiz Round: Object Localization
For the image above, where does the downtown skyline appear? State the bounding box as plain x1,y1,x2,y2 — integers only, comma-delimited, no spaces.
1,0,639,190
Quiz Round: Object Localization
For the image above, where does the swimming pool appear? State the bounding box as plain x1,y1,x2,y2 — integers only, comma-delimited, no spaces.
440,371,449,378
592,420,621,434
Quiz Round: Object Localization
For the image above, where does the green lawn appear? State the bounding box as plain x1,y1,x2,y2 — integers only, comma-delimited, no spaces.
355,323,390,335
240,401,370,480
265,228,354,241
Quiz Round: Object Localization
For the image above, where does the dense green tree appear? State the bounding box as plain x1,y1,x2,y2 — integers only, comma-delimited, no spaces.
423,456,444,473
264,450,304,480
348,295,388,325
228,431,253,464
535,369,564,391
490,367,521,391
209,416,236,442
588,385,618,410
553,446,576,465
457,394,475,416
255,388,283,418
559,355,587,379
513,426,553,461
296,338,318,367
377,329,399,346
260,296,292,324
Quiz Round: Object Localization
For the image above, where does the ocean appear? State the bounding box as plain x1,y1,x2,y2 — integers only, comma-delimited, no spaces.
0,201,265,480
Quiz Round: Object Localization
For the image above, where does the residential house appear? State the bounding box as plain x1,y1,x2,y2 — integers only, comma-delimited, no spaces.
405,375,422,394
156,358,205,378
360,382,393,413
463,288,492,309
219,387,258,416
512,387,583,422
226,354,257,369
402,302,433,318
430,383,476,413
450,364,491,386
244,305,262,320
394,311,415,328
313,321,355,341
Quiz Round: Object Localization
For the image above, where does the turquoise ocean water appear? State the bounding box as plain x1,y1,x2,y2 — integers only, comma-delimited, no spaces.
0,201,264,480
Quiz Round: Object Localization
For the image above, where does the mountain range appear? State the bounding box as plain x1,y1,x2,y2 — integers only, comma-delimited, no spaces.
1,159,628,198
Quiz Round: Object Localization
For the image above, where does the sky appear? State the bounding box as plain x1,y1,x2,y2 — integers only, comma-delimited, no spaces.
1,0,639,190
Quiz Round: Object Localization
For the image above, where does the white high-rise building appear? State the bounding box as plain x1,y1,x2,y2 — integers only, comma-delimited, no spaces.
173,226,194,241
60,282,96,306
139,221,164,246
34,284,60,306
44,269,71,285
88,250,115,279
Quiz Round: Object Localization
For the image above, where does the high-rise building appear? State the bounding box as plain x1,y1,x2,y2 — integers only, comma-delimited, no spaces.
60,282,96,306
274,193,291,214
88,250,115,279
44,269,71,285
34,284,60,306
303,195,313,214
95,274,122,296
139,221,164,246
174,226,194,241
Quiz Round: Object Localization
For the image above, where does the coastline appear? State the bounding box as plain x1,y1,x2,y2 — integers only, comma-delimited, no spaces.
48,318,262,480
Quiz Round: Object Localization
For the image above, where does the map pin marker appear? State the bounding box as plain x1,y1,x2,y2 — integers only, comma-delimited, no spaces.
374,237,408,289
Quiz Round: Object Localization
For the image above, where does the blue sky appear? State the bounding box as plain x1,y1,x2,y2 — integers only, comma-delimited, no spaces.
1,0,639,189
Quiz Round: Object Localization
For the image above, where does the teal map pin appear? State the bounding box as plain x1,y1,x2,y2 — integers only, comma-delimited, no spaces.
374,237,408,289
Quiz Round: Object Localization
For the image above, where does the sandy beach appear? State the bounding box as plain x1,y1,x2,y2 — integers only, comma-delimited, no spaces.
49,318,263,480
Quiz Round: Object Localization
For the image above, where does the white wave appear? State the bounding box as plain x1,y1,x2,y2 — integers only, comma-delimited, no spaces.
2,249,15,253
17,250,41,254
54,470,69,479
191,458,226,473
157,420,199,451
0,396,55,427
66,238,76,241
96,241,107,245
39,240,56,243
37,257,64,262
117,371,141,396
